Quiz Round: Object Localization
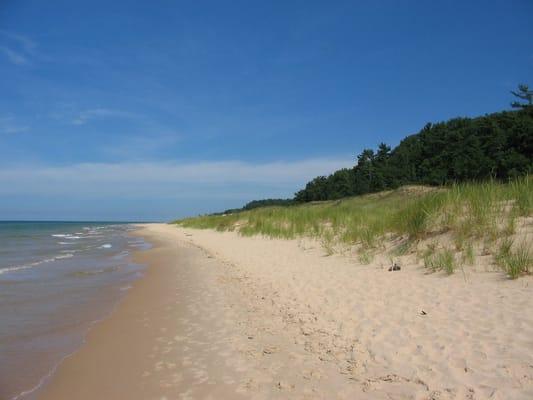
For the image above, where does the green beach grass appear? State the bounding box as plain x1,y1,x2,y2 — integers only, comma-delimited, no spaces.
175,176,532,278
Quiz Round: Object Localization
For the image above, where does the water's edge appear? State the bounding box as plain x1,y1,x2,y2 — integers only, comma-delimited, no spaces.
0,224,153,400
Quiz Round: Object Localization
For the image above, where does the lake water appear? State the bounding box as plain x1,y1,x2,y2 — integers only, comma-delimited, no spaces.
0,222,149,400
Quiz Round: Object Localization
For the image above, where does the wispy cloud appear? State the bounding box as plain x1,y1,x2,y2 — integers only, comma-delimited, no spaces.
0,30,36,51
0,31,36,66
0,116,29,134
71,108,137,125
0,46,28,65
0,158,353,197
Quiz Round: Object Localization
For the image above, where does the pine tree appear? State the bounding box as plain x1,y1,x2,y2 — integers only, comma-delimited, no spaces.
511,84,532,109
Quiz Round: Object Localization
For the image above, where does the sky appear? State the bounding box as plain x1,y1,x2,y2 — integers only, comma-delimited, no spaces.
0,0,531,221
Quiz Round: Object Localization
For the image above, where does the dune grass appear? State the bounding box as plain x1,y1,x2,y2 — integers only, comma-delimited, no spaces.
462,242,476,266
423,246,456,274
496,239,532,279
175,176,532,276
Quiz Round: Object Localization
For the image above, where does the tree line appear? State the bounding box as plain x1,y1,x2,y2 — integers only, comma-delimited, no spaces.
294,105,532,202
215,198,295,215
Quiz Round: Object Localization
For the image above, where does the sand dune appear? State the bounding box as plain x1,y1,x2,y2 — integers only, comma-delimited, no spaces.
40,223,533,399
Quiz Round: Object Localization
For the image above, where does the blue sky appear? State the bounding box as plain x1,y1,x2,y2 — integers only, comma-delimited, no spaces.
1,0,531,221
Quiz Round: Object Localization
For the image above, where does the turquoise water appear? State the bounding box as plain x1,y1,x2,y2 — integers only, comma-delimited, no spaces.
0,222,150,400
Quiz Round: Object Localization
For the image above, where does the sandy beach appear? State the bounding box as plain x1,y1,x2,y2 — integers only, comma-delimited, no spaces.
39,223,533,400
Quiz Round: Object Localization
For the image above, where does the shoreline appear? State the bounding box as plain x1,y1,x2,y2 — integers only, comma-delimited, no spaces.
36,224,252,400
1,223,145,400
12,287,130,400
36,223,533,399
7,226,148,400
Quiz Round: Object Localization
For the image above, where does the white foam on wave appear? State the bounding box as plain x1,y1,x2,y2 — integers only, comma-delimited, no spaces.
0,254,74,276
0,260,50,275
53,233,85,240
99,244,112,249
0,265,33,275
60,249,79,254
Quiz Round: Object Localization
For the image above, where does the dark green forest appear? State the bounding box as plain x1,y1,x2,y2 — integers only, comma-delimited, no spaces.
294,106,532,202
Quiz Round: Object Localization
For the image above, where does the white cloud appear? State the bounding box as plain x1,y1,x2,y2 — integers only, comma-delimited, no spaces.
72,108,137,125
0,158,353,197
0,30,36,51
0,31,36,65
0,116,29,134
0,46,28,65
